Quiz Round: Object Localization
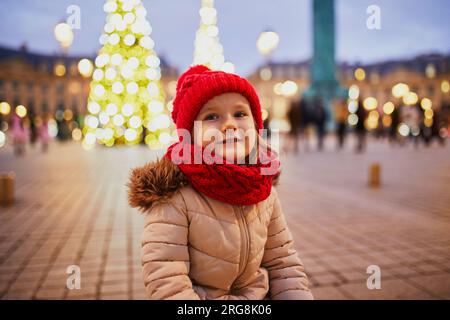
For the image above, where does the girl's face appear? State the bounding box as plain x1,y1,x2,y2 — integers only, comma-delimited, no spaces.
194,93,257,163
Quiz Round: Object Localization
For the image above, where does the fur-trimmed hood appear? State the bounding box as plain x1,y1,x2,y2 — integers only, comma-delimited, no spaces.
127,157,189,213
127,157,280,212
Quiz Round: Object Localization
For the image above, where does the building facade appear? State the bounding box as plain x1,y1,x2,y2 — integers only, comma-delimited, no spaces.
248,54,450,131
0,45,178,119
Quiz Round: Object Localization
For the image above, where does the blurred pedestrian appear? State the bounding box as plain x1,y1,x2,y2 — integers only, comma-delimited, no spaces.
333,97,348,150
39,113,50,153
10,113,28,156
375,112,385,140
313,97,326,151
389,102,400,145
431,109,446,146
286,99,302,154
29,112,38,147
263,109,271,138
411,103,423,148
299,98,311,152
355,98,367,153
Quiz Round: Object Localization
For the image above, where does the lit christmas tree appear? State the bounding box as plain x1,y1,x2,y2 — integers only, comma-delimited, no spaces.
83,0,174,149
193,0,234,72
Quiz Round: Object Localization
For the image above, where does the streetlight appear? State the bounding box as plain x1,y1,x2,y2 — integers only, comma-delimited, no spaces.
256,30,280,80
256,30,280,132
257,30,280,59
0,102,11,115
54,22,74,53
78,58,94,78
15,105,27,118
53,21,74,142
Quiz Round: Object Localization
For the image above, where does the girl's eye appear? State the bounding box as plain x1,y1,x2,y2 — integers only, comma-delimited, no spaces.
234,111,247,118
204,113,219,121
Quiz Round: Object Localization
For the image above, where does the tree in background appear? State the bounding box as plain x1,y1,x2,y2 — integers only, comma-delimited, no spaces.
193,0,234,72
83,0,174,149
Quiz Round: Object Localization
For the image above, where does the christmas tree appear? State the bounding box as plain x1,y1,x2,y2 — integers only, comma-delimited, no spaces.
193,0,234,72
83,0,173,149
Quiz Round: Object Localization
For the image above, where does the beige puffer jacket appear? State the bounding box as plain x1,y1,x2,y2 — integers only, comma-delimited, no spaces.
128,157,313,300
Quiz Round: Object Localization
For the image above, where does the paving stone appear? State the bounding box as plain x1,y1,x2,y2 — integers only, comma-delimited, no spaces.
406,274,450,299
311,286,350,300
337,278,436,300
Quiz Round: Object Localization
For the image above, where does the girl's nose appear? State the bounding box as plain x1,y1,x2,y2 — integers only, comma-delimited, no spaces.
221,114,238,133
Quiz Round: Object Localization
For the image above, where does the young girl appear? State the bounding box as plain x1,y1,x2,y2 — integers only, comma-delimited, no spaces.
128,65,313,300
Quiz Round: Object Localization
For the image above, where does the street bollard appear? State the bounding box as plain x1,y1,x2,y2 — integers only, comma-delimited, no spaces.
368,163,381,188
0,172,15,206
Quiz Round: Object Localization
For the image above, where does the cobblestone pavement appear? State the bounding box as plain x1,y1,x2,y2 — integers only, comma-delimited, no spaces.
0,136,449,299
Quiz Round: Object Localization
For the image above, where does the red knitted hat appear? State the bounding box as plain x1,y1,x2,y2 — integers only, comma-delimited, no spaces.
171,65,263,133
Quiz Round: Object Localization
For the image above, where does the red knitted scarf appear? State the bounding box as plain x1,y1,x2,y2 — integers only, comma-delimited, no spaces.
163,140,280,206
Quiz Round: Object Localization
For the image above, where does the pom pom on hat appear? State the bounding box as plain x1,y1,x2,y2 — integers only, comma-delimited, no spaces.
176,65,211,92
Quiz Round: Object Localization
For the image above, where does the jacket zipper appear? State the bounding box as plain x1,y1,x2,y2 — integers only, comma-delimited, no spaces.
237,205,250,279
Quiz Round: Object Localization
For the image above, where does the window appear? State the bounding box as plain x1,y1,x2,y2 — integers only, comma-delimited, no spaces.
272,66,281,78
289,66,297,79
71,97,78,110
40,62,49,73
70,63,78,76
385,88,390,97
28,82,34,91
56,83,64,95
359,90,365,99
13,80,19,91
28,101,35,114
42,101,49,113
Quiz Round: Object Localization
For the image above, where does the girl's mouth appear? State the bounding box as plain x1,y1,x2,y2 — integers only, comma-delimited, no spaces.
220,137,242,144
